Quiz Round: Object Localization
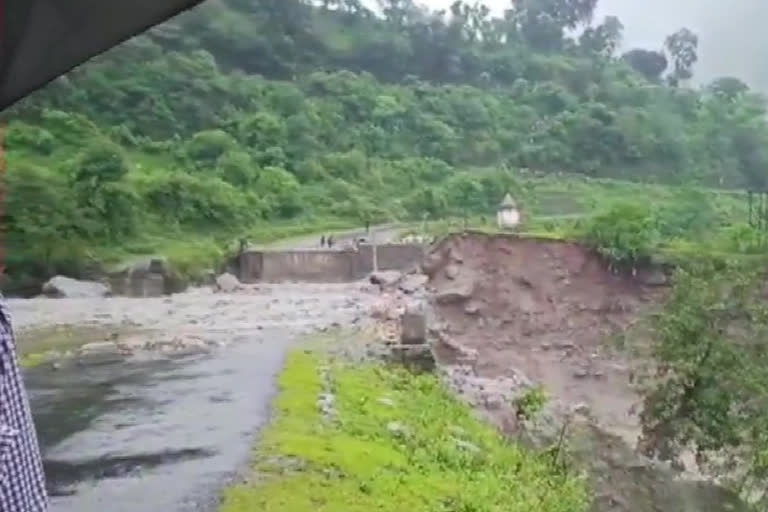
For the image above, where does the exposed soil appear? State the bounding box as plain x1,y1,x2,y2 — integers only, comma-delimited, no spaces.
421,232,745,512
427,232,664,443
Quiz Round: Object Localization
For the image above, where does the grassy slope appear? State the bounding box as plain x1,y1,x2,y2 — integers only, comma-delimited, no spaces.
219,348,588,512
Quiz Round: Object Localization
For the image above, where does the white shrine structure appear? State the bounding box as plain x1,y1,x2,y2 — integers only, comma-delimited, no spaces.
497,193,520,229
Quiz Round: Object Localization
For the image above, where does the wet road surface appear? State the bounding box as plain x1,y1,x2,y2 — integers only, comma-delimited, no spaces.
28,334,287,512
14,282,378,511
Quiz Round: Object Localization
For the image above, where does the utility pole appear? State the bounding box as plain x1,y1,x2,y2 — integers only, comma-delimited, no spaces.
371,227,379,273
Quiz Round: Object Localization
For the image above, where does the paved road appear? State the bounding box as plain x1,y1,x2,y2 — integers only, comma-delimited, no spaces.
17,229,396,511
260,223,403,250
29,334,290,512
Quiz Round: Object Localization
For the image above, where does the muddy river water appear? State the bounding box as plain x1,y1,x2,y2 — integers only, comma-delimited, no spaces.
10,281,378,512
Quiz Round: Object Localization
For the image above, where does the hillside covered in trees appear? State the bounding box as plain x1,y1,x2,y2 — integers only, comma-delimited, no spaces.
4,0,768,287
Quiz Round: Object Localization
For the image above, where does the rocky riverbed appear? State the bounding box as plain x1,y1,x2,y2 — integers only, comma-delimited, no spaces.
12,282,378,366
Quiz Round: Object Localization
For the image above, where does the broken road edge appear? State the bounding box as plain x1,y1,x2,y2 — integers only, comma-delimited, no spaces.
217,334,590,512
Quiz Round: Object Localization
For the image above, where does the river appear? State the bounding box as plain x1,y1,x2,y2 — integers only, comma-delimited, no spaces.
12,226,400,512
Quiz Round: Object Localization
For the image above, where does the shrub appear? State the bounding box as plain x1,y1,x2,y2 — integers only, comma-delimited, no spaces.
583,200,657,267
185,129,238,166
6,122,55,155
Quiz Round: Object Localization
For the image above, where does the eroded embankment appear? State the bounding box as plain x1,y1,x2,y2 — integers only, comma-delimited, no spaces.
422,232,745,512
425,232,665,442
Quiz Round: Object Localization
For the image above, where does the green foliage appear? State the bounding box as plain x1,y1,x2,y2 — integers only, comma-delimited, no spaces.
4,0,768,285
654,187,718,239
72,139,129,187
4,164,84,276
6,122,55,155
219,349,589,512
144,172,255,227
185,129,238,167
216,150,255,186
583,200,657,267
515,385,548,420
638,264,768,505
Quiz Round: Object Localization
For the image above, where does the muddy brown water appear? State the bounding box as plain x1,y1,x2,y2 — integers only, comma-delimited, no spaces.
11,282,378,512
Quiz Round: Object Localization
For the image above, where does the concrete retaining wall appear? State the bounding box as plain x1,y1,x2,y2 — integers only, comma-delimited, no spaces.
354,243,425,277
239,243,424,283
264,250,356,283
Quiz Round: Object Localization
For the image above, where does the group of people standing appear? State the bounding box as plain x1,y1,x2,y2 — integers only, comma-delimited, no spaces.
319,235,335,248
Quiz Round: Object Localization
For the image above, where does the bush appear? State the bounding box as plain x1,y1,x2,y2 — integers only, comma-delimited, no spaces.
144,172,255,226
583,200,657,267
711,224,764,254
654,188,718,239
6,122,55,155
39,110,101,146
185,129,238,166
72,139,129,186
217,150,256,186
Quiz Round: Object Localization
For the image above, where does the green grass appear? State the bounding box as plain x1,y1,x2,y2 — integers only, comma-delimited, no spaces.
219,350,589,512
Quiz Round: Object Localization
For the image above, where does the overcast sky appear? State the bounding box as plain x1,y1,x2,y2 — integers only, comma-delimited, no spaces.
419,0,768,90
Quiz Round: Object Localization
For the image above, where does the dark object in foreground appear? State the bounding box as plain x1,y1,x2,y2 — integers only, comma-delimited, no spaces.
0,0,206,111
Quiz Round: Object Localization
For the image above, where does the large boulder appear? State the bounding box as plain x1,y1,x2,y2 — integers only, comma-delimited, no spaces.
77,341,127,366
435,282,475,304
421,253,444,277
108,257,186,296
369,271,403,288
398,273,428,294
127,258,169,278
216,273,241,293
42,276,111,299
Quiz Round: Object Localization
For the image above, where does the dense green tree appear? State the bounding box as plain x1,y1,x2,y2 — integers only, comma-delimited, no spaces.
621,49,668,82
5,0,768,284
639,264,768,505
665,28,699,86
707,77,750,102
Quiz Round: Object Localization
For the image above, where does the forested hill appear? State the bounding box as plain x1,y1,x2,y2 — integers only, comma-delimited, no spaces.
4,0,768,286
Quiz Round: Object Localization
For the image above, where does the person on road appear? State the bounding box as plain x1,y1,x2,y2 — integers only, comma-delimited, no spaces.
0,299,48,511
320,235,326,248
327,235,335,248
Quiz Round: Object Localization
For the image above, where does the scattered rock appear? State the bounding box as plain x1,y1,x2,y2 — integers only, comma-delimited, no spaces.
435,283,474,304
421,253,444,277
398,273,428,294
435,336,478,365
79,341,124,354
638,267,669,287
215,273,241,293
444,264,460,280
463,301,481,316
42,276,111,299
317,393,336,419
377,397,395,407
448,248,464,264
571,402,591,417
387,421,407,436
77,342,127,366
369,271,403,288
573,368,590,379
389,344,436,370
